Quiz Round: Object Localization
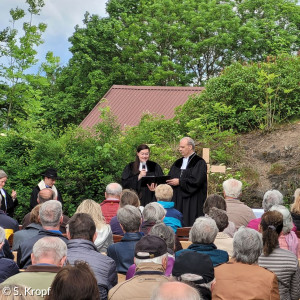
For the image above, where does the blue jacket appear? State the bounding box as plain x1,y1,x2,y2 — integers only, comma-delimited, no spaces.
107,232,143,274
17,229,68,269
67,239,117,300
0,210,19,232
158,201,183,232
176,243,229,267
0,251,19,283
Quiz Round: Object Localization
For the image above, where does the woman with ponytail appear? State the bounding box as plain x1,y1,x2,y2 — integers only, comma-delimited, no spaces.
258,211,300,300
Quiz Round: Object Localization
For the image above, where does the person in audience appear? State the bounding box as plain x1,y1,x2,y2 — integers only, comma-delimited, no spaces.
151,282,202,300
30,168,63,209
247,189,283,231
23,188,69,233
18,201,68,269
12,204,42,251
176,217,228,266
208,207,233,257
141,202,166,234
222,178,255,229
100,183,122,224
75,199,113,253
46,261,100,300
66,213,117,300
213,227,279,299
126,221,175,279
258,211,300,299
110,189,141,235
203,194,236,237
107,205,143,274
290,188,300,230
3,237,67,297
269,204,299,257
0,207,19,232
0,226,19,283
0,170,18,217
155,184,183,232
108,235,171,300
172,251,214,300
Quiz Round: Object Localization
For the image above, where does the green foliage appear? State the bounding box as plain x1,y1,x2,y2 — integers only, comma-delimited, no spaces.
177,55,300,133
0,0,47,129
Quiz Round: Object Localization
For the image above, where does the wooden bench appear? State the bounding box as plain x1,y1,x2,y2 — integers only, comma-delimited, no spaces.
176,227,191,241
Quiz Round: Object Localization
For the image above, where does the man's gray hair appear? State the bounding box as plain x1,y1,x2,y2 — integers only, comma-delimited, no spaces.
151,282,202,300
0,227,5,243
223,178,242,199
143,202,166,222
106,182,122,196
262,190,284,212
270,204,293,234
232,227,262,264
32,237,67,264
135,253,168,267
117,205,141,232
189,217,218,244
181,137,195,151
0,170,7,179
39,200,62,227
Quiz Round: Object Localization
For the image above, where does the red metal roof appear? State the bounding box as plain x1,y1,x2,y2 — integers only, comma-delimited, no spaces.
80,85,205,129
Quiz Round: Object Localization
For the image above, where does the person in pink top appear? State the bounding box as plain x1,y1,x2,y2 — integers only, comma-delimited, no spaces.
247,190,284,231
270,204,300,258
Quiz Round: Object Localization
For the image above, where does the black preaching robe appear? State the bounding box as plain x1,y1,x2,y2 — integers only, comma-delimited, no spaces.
122,160,163,207
168,154,207,227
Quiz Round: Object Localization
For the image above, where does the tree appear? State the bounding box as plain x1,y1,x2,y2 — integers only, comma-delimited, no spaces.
0,0,47,129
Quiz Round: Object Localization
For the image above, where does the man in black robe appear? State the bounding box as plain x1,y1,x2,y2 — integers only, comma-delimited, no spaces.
167,137,207,227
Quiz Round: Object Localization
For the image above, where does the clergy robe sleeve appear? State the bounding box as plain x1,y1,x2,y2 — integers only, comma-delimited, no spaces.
179,159,207,196
121,163,139,191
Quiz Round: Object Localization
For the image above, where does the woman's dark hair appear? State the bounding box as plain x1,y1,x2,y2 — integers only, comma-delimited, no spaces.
203,194,227,214
132,144,150,174
260,211,283,256
46,262,100,300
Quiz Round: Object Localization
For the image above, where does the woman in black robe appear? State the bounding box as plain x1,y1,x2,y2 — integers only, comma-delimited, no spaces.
122,144,163,207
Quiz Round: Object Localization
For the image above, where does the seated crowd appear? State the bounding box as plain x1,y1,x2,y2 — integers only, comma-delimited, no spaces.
0,173,300,300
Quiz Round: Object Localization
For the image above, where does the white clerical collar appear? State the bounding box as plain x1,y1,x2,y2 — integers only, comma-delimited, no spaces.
181,152,195,169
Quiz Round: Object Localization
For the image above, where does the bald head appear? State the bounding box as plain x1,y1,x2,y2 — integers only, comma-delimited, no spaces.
151,282,201,300
37,188,55,203
105,183,122,199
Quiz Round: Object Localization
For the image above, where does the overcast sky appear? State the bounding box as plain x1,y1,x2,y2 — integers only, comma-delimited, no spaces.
0,0,108,69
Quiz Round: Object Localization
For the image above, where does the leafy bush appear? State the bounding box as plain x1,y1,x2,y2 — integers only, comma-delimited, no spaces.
176,54,300,132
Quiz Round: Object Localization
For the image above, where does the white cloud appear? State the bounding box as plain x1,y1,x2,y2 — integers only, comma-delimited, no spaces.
0,0,108,68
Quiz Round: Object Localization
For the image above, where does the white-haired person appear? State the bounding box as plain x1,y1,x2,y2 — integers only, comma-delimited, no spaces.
258,211,300,299
270,204,299,257
247,189,284,231
213,227,279,299
2,237,67,293
222,178,255,229
290,188,300,231
75,199,113,253
155,184,183,232
175,217,228,267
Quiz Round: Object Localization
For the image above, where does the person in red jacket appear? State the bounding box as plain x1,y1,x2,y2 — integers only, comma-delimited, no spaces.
100,183,122,224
